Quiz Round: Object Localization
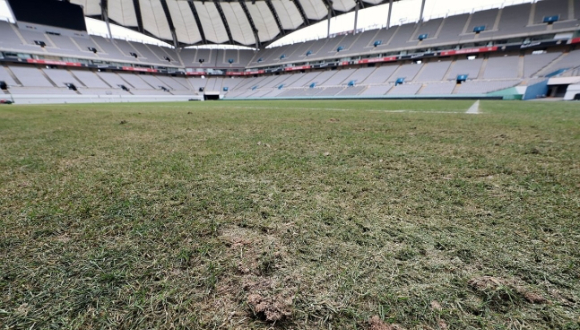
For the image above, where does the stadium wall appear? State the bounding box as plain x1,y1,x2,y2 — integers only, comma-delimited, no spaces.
8,94,203,105
233,95,504,101
564,83,580,100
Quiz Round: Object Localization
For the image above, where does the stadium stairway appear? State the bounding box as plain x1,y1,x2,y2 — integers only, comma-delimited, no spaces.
451,83,461,95
518,56,525,79
39,70,59,88
477,59,489,79
3,66,22,86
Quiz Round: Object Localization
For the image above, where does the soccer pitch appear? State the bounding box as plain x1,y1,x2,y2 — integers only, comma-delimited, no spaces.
1,100,579,329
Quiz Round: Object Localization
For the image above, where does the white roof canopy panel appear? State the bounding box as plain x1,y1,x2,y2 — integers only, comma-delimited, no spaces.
221,2,255,45
108,0,138,27
194,2,230,44
166,0,202,44
247,2,280,42
70,0,101,16
271,0,303,30
51,0,401,46
332,0,357,12
298,0,328,20
138,0,173,40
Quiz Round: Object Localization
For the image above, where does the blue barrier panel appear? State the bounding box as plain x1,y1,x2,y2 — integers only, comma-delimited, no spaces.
543,15,559,23
545,68,568,77
473,25,486,33
523,79,548,100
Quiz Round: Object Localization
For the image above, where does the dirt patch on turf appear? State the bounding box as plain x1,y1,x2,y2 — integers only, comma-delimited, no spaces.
468,276,548,305
220,225,296,323
369,316,405,330
247,292,293,322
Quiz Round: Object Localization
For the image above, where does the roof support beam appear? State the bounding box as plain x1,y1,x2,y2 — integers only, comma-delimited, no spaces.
419,0,426,22
213,1,235,44
132,0,144,33
265,0,285,36
239,0,261,48
327,5,331,38
353,0,359,34
160,0,179,47
187,1,207,44
292,0,310,27
321,0,335,16
100,0,113,41
386,0,393,28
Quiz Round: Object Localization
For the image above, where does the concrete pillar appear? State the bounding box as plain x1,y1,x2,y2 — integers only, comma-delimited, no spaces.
100,0,114,41
387,0,394,28
327,6,332,38
353,1,359,34
419,0,427,22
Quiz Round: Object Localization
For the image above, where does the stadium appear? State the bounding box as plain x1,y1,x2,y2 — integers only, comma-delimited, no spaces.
0,0,579,101
0,0,579,329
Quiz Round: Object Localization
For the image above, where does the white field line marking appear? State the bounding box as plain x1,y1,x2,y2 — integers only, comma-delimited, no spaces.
235,107,465,114
232,106,348,111
233,106,478,114
368,110,465,114
466,100,480,114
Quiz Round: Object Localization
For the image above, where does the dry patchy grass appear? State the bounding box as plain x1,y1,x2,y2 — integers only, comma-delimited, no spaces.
0,100,579,329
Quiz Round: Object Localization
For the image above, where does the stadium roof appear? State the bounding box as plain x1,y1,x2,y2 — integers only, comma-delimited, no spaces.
68,0,406,47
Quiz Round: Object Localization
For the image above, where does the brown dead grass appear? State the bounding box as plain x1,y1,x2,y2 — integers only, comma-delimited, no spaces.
369,316,405,330
247,293,293,322
468,276,549,304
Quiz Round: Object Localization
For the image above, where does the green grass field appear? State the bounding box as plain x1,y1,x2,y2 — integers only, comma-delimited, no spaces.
1,100,579,329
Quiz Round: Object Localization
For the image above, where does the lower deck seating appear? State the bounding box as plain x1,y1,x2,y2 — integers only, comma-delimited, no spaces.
72,71,110,88
10,66,54,87
359,85,393,96
337,86,366,96
418,82,456,95
0,66,20,86
454,80,520,94
387,83,422,96
42,69,80,87
9,87,76,95
2,47,576,100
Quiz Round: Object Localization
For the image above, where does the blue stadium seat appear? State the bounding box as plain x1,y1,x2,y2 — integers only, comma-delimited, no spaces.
543,15,559,23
